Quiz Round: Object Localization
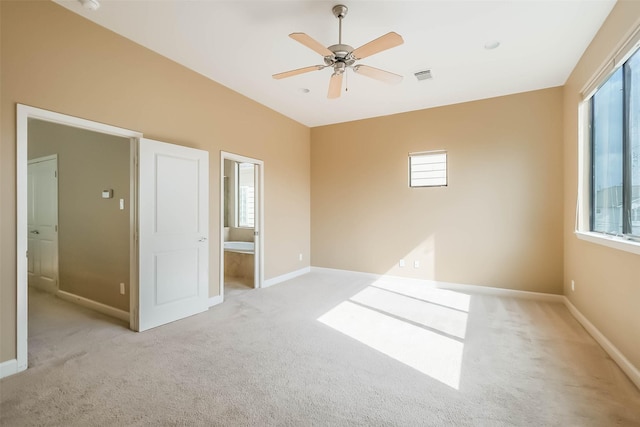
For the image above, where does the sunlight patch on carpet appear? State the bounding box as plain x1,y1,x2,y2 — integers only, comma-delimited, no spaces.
318,284,469,389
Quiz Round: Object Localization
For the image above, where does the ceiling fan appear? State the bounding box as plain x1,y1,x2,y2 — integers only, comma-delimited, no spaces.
272,4,404,99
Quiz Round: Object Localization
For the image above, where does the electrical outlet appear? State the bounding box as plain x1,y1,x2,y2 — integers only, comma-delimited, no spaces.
399,259,405,268
414,260,420,269
120,282,125,295
299,253,303,261
571,280,575,292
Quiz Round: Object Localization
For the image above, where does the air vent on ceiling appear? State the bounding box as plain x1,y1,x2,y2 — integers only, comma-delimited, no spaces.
414,70,432,81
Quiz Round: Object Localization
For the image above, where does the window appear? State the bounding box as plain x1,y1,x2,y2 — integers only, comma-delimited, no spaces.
237,162,255,228
409,151,447,188
589,48,640,239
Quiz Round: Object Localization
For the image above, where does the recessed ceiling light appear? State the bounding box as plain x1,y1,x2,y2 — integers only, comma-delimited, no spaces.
79,0,100,11
484,41,500,50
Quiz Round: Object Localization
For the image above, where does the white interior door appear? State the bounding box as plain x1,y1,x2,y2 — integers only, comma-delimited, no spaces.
138,138,209,331
27,156,58,293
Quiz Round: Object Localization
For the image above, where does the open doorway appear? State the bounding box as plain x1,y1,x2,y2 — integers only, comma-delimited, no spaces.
16,105,141,373
220,152,264,299
14,105,211,377
28,119,132,319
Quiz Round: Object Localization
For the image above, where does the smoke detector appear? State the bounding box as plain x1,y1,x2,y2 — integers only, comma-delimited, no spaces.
79,0,100,11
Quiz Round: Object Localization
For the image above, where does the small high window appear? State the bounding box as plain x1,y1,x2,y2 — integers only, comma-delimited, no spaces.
409,151,447,188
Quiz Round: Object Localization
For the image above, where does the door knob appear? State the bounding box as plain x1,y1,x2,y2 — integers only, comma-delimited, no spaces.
198,237,207,242
30,230,40,234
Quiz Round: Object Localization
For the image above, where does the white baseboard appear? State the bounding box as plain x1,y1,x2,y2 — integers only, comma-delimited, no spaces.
208,295,224,308
262,267,311,288
0,358,19,379
563,297,640,390
29,280,57,294
310,267,564,302
57,290,129,322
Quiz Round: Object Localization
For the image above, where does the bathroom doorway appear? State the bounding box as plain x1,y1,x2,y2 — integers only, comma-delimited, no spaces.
220,152,264,299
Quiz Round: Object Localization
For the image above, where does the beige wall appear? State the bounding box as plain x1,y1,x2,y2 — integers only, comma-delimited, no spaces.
0,1,310,362
311,87,564,293
28,119,130,312
563,2,640,370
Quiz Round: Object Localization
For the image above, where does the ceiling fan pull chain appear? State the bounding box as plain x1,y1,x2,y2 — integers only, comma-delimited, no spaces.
345,69,349,92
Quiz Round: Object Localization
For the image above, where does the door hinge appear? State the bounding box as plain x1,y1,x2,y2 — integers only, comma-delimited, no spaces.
54,170,57,178
26,250,29,258
55,225,58,232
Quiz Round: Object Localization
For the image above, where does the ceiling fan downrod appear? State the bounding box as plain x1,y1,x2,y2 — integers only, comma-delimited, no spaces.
332,4,348,44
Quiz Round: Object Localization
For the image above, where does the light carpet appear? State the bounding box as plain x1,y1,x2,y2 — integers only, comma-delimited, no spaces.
1,270,639,426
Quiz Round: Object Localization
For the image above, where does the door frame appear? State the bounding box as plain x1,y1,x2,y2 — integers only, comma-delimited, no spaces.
219,151,264,298
27,154,60,294
15,104,142,373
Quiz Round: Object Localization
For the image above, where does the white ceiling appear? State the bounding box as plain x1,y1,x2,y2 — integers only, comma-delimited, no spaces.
54,0,616,127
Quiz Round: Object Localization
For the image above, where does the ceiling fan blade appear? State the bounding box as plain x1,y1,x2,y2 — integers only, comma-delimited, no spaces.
289,33,333,57
352,32,404,60
327,73,344,99
353,65,403,84
272,65,324,80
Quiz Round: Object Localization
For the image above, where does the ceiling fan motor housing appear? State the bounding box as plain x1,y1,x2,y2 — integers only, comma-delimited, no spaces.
324,44,356,72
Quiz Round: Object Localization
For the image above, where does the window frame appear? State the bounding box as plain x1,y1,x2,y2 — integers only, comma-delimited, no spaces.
576,34,640,256
236,162,255,229
408,150,448,188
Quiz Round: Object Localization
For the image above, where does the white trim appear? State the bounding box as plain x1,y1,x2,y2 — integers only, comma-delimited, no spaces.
310,267,564,303
263,267,311,288
56,290,129,322
18,104,142,138
563,297,640,390
580,17,640,99
575,231,640,256
575,100,590,233
129,139,139,331
17,106,28,372
219,151,265,300
0,359,19,379
16,104,143,371
28,154,58,164
208,295,224,308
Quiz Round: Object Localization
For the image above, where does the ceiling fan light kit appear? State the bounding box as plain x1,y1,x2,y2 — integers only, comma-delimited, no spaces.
273,4,404,99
